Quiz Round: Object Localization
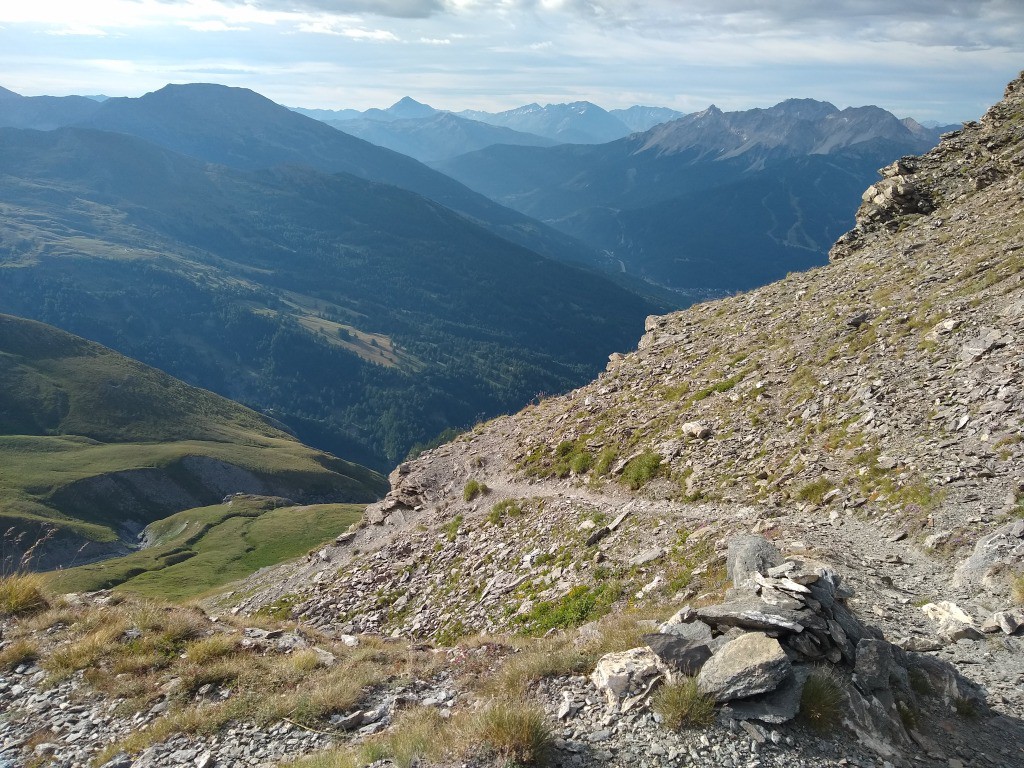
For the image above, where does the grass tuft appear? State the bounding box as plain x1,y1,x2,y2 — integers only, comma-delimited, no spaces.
1011,572,1024,605
467,698,552,766
463,479,489,501
796,478,835,505
0,638,40,670
798,668,845,733
0,573,49,617
652,677,715,729
620,451,664,490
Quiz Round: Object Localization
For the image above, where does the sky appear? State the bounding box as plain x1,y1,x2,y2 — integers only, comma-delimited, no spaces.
1,0,1021,123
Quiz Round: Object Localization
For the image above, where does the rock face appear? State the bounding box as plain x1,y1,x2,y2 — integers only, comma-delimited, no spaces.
696,632,791,702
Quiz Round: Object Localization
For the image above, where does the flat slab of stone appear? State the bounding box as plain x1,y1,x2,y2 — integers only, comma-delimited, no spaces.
697,632,791,702
697,596,810,634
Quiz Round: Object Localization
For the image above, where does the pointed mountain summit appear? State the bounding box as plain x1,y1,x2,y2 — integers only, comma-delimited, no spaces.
385,96,438,119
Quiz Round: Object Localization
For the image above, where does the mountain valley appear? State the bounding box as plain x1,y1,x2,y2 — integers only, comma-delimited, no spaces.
0,122,658,470
1,68,1022,768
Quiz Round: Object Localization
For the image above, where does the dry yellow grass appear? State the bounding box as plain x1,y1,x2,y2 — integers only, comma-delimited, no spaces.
0,573,49,617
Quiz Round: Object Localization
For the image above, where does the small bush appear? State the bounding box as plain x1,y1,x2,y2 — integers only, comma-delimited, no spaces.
443,514,464,542
620,451,664,490
517,582,622,635
0,574,49,617
908,667,933,696
487,499,525,527
799,669,844,732
593,446,618,476
463,479,488,502
954,696,979,718
468,699,552,766
652,677,715,729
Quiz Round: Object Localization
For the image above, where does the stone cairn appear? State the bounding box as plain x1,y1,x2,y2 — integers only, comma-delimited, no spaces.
591,536,988,757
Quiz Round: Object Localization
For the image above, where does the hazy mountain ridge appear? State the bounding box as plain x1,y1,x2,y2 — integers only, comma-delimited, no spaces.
0,85,102,130
63,83,601,268
0,124,659,470
436,98,948,293
327,111,558,164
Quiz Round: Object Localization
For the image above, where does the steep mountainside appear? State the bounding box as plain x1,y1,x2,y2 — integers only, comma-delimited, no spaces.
329,112,557,164
437,100,947,295
2,80,1021,768
75,83,599,267
0,126,659,469
225,75,1024,765
0,314,385,569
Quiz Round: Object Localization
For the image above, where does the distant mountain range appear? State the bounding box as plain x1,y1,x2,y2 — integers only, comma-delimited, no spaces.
0,84,599,268
0,116,659,470
292,97,685,162
434,99,958,292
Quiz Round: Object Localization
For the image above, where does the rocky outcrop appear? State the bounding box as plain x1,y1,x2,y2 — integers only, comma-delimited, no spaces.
590,536,990,761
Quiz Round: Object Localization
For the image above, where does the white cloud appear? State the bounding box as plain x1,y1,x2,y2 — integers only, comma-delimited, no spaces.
296,20,400,40
46,25,111,36
183,19,249,31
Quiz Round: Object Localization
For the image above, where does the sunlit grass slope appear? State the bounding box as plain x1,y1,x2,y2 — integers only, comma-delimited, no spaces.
0,314,385,561
46,497,363,600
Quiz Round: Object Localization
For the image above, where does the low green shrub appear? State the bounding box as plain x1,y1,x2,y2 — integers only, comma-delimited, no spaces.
620,451,663,490
463,479,488,501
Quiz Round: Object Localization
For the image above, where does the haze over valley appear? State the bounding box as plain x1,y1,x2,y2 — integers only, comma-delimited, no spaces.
1,4,1022,767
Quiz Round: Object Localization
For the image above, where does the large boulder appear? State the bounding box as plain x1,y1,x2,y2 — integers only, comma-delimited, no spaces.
951,520,1024,599
697,632,791,702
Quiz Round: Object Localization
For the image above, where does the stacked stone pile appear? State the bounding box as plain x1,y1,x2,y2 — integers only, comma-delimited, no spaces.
591,536,989,760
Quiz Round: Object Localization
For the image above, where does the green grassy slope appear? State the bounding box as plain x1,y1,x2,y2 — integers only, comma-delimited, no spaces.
0,314,386,569
46,497,363,600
